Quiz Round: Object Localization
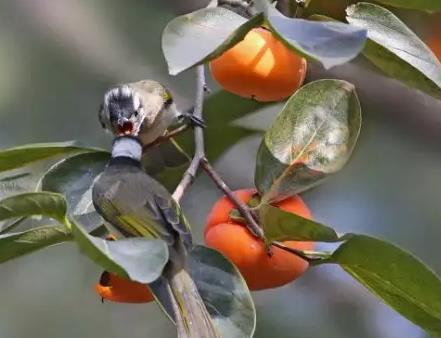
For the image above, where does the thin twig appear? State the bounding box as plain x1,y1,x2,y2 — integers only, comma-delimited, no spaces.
172,66,206,202
218,0,257,17
200,157,264,238
143,124,190,152
294,0,305,18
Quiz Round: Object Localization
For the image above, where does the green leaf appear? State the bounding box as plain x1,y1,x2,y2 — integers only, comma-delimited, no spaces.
255,79,361,202
0,142,104,173
346,2,441,99
0,192,67,223
0,217,26,235
41,151,110,229
372,0,441,11
259,203,342,242
0,225,72,263
254,0,367,69
190,246,256,338
162,7,263,75
321,235,441,336
70,219,168,284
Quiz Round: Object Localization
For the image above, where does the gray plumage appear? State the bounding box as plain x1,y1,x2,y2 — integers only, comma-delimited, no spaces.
92,153,191,250
92,137,218,337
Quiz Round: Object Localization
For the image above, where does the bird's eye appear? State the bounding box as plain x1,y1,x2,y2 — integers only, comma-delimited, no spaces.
133,110,139,117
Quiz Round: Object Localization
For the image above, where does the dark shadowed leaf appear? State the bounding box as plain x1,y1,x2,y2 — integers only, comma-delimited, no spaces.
259,203,342,242
0,192,67,223
162,7,263,75
70,219,168,284
372,0,441,11
0,142,103,173
0,225,72,263
347,2,441,99
41,152,109,214
255,79,361,202
253,0,367,69
319,235,441,336
41,151,109,229
190,246,256,338
0,161,64,232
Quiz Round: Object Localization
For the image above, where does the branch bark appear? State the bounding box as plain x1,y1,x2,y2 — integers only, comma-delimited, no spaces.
172,65,206,202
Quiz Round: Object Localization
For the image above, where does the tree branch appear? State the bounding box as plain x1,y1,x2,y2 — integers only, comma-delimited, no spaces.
218,0,257,17
200,157,264,238
172,65,206,202
171,65,264,239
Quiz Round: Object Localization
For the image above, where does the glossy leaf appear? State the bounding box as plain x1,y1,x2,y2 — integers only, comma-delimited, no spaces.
347,2,441,99
321,235,441,336
0,225,72,263
259,203,342,242
254,0,367,69
70,219,168,284
162,7,263,75
255,79,361,202
0,142,103,173
0,192,67,223
372,0,441,11
190,246,256,338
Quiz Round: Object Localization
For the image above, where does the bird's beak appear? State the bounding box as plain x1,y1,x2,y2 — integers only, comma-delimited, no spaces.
117,115,130,126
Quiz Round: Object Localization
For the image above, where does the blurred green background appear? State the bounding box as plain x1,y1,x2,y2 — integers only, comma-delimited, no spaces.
0,1,440,337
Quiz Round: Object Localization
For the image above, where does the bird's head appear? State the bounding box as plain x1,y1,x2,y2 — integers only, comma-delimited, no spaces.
100,85,145,136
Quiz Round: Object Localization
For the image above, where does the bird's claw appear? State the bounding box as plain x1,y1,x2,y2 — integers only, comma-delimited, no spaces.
180,112,207,128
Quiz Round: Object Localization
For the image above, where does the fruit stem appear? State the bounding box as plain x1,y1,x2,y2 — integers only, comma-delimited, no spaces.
200,157,265,239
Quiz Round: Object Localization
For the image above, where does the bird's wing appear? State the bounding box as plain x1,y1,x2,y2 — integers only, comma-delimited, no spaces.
93,173,174,245
153,193,192,249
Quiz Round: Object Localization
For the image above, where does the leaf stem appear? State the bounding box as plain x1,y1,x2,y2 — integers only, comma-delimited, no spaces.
272,241,330,263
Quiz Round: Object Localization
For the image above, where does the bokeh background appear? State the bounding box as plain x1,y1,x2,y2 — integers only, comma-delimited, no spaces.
0,1,440,337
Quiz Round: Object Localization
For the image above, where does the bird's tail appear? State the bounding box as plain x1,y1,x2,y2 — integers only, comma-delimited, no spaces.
167,265,219,338
150,261,219,338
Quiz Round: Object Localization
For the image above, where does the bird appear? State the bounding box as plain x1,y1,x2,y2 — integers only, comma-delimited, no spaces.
98,80,204,146
92,135,218,338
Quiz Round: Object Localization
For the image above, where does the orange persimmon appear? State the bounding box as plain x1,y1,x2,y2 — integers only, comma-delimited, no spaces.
95,271,154,304
204,189,314,290
209,27,307,102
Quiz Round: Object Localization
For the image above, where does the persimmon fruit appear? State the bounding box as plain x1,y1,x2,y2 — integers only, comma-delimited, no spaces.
204,189,314,290
95,271,154,303
427,35,441,61
209,27,307,102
